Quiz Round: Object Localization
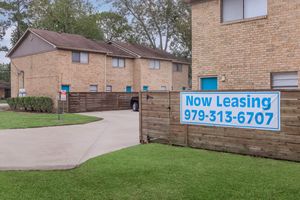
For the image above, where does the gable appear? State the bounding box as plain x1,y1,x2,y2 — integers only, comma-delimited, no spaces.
10,32,56,58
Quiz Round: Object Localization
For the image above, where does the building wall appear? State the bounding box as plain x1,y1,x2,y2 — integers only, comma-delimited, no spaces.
11,51,60,102
106,56,135,92
56,50,106,92
191,0,300,90
11,50,189,108
172,64,189,91
139,59,173,91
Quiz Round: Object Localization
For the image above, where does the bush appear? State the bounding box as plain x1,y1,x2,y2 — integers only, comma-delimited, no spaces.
7,97,53,113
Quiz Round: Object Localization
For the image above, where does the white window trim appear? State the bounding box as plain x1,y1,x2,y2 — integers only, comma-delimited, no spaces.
222,0,268,23
112,57,125,68
72,51,89,64
149,59,160,70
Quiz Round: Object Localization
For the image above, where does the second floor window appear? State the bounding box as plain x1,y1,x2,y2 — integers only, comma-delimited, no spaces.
72,51,89,64
222,0,267,23
149,59,160,70
112,57,125,68
173,63,183,72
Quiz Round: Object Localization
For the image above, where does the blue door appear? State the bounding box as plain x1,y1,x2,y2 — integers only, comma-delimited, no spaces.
61,85,70,92
201,77,218,90
126,86,132,92
143,86,149,91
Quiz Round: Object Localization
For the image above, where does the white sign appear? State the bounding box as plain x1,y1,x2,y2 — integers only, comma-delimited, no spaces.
60,90,67,101
19,88,26,97
180,92,280,131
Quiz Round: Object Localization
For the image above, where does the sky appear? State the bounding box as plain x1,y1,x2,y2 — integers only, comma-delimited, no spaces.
0,1,112,64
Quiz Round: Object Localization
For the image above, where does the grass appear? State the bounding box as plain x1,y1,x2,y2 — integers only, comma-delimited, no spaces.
0,99,6,103
0,144,299,200
0,111,101,129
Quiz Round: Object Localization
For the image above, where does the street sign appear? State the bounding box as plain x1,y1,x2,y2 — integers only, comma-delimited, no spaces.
60,90,67,101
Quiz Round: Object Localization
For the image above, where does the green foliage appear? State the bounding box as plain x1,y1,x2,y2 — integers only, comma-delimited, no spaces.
0,111,101,129
0,0,31,46
97,12,132,41
29,0,103,40
0,63,10,82
106,0,191,58
7,96,53,113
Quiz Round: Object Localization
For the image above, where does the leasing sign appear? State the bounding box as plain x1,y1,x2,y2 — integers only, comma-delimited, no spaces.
180,92,281,131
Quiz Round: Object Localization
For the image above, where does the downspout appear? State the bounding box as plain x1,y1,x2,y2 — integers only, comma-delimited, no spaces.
104,54,107,92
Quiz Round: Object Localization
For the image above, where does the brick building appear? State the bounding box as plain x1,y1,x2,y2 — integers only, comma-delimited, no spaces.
7,29,189,102
187,0,300,90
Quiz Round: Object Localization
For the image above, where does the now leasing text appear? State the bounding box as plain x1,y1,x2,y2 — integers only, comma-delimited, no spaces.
180,92,280,131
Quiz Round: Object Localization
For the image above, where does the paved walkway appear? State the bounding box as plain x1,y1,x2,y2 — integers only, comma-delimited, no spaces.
0,110,139,171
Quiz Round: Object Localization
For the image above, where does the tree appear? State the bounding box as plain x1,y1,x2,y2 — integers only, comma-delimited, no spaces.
0,63,10,82
29,0,103,40
0,0,31,46
97,12,132,41
103,0,191,58
0,1,12,50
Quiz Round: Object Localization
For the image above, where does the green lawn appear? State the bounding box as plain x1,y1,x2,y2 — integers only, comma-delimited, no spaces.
0,111,101,129
0,144,299,200
0,99,6,103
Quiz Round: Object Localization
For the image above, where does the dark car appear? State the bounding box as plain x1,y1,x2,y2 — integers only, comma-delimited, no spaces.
130,96,139,112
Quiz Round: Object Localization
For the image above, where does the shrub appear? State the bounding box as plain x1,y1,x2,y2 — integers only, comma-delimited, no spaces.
7,97,53,113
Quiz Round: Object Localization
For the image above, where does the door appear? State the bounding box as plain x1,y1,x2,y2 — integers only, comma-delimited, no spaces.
126,86,132,92
200,77,218,90
143,86,149,91
61,85,70,92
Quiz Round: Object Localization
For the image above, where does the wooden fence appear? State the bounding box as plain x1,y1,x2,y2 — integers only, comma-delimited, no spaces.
139,91,300,162
68,92,138,113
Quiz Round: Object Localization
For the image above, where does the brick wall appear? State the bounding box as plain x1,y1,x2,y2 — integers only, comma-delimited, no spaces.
11,50,189,107
172,64,190,91
11,51,60,102
191,0,300,90
106,57,134,92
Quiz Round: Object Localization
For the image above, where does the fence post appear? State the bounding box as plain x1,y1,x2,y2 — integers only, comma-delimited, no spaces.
139,92,143,143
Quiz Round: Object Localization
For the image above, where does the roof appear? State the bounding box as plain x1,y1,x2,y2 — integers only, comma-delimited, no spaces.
0,81,10,89
30,28,109,54
113,42,190,64
7,28,190,64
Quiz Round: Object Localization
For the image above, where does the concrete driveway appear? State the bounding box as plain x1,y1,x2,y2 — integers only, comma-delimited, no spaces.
0,110,139,171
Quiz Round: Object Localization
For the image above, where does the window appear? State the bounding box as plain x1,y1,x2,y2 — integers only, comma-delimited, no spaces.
182,87,186,91
161,86,167,91
222,0,267,22
90,85,98,92
173,63,183,72
143,86,149,91
272,72,298,89
106,85,112,92
112,57,125,68
149,60,160,70
72,51,89,64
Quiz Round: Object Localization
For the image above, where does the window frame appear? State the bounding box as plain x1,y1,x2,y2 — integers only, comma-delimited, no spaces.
106,85,112,92
149,59,160,70
89,85,98,92
112,57,125,68
72,51,89,64
173,63,183,72
271,71,298,90
221,0,268,24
